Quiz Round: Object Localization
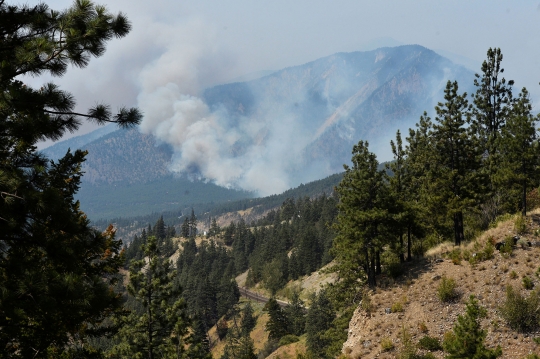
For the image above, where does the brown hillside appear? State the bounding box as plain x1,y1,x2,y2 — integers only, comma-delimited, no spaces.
342,211,540,359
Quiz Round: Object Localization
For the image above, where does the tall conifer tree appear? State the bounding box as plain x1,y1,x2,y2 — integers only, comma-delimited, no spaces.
0,1,141,356
431,80,481,245
333,141,388,288
496,88,540,215
112,236,192,359
471,48,515,192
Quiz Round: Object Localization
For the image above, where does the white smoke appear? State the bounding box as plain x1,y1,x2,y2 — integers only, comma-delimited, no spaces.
137,19,315,196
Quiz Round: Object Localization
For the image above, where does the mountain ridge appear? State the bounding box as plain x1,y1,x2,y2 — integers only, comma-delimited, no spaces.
42,45,475,220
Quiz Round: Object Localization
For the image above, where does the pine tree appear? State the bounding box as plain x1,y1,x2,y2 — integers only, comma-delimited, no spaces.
332,140,388,289
443,295,502,359
284,291,307,336
112,236,191,359
471,48,515,192
241,303,257,336
209,217,221,237
496,88,540,216
264,298,291,340
430,80,482,245
154,215,166,240
387,130,415,261
305,290,335,359
189,208,198,237
181,216,190,238
0,1,141,356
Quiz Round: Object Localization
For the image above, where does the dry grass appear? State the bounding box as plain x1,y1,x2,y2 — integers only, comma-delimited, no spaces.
342,209,540,359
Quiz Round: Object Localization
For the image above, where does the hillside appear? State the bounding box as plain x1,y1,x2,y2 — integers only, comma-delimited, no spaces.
210,211,540,359
93,171,343,241
40,45,474,220
203,44,474,183
341,212,540,359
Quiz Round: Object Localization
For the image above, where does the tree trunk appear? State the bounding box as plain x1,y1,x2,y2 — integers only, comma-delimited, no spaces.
454,211,464,246
522,180,527,217
407,225,412,261
366,248,376,287
375,250,381,275
399,232,405,263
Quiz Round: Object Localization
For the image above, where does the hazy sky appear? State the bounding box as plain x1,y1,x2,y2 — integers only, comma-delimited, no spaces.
36,0,540,143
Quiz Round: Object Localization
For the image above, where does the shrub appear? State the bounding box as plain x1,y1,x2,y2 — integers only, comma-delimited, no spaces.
482,242,495,260
437,276,458,302
449,248,461,265
380,337,394,352
382,251,404,279
361,289,374,314
391,301,404,313
279,334,299,347
216,318,228,340
510,270,518,279
417,336,442,351
515,215,527,235
499,285,540,332
258,339,279,358
523,276,534,290
500,236,514,256
443,296,502,358
418,321,428,333
522,354,540,359
387,261,404,278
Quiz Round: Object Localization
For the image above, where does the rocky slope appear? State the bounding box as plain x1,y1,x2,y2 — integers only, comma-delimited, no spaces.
342,212,540,359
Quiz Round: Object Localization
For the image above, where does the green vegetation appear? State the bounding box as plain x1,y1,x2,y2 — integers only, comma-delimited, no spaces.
417,336,442,351
0,1,142,357
381,337,394,352
111,236,198,358
443,296,502,359
499,286,540,332
437,276,459,302
3,2,539,354
523,276,535,290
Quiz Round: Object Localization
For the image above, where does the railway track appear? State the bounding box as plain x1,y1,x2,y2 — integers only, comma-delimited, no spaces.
238,286,289,307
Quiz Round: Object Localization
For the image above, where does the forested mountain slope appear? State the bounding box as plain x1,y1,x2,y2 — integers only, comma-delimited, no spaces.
203,44,473,177
41,45,473,220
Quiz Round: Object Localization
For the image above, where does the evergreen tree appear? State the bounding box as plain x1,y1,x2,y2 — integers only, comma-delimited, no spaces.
189,208,198,237
264,298,291,340
112,236,192,359
0,1,141,356
167,225,177,239
387,130,415,261
496,88,540,216
241,303,257,336
154,215,166,240
284,291,307,336
181,216,190,238
209,217,221,237
430,80,482,245
305,290,335,359
471,48,515,192
221,323,257,359
217,279,240,319
333,140,388,289
190,319,212,359
443,295,502,359
223,222,235,246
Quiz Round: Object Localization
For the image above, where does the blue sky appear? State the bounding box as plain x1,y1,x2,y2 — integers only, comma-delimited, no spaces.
37,0,540,139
